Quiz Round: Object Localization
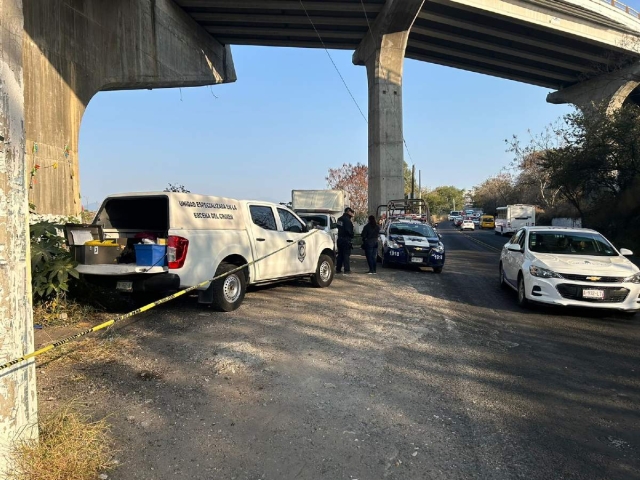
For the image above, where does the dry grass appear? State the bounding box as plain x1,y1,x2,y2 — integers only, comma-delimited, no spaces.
33,298,99,327
7,404,115,480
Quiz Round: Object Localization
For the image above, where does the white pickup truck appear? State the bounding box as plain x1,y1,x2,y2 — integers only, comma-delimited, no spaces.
74,192,336,311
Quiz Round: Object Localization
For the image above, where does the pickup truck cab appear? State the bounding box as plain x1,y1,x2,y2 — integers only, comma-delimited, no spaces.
75,192,336,311
296,212,338,249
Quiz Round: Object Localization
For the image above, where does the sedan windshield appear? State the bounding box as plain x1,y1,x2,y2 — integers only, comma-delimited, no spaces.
528,231,618,256
389,223,436,238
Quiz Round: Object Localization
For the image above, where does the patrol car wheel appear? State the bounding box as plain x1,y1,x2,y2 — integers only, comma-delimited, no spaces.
311,254,334,288
212,262,246,312
433,267,443,274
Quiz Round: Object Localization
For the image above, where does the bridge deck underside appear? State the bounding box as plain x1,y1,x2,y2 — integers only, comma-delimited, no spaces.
175,0,640,89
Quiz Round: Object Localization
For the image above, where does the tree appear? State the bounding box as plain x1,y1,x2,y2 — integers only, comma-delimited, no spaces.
164,183,190,193
422,185,465,215
506,124,564,210
326,163,368,222
541,104,640,245
505,103,640,250
471,172,516,214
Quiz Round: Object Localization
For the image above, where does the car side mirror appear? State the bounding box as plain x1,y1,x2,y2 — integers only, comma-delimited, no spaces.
620,248,634,256
507,243,523,253
330,223,338,229
434,223,438,228
300,224,308,233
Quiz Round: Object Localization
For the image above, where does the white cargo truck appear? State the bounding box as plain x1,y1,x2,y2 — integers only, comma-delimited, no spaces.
291,190,350,248
494,204,536,236
72,192,336,311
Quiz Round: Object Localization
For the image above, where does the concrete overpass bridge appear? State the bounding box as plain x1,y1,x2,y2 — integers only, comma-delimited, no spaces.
2,0,640,461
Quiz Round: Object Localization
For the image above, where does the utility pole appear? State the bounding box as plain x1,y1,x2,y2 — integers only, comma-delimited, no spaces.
0,3,39,470
418,170,422,214
410,165,415,200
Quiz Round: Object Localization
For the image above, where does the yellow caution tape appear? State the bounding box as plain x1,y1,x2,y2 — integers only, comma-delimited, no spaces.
0,229,320,371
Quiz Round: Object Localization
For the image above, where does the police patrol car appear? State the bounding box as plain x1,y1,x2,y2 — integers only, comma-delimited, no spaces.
378,219,445,273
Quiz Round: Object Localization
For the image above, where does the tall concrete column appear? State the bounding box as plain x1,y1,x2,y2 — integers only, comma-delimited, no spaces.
23,0,236,216
353,0,425,215
547,62,640,113
0,0,39,471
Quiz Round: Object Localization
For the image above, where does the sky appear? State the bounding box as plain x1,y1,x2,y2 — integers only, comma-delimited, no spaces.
79,45,578,209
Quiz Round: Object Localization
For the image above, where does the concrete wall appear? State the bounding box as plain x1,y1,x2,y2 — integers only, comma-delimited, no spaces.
23,0,237,215
0,0,39,470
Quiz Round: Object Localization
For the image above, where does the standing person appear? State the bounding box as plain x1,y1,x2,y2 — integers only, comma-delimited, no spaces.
336,207,355,274
361,215,380,274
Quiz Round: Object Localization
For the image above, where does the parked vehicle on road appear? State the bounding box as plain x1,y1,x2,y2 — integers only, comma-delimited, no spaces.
70,192,336,311
461,219,475,231
495,204,536,236
378,220,445,273
448,210,461,221
292,189,348,250
499,227,640,315
480,215,495,229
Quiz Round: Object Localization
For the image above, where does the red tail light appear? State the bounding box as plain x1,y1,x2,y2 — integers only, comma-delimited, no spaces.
167,236,189,269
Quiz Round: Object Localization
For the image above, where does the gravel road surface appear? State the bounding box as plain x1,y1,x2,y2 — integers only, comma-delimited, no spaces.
36,224,640,480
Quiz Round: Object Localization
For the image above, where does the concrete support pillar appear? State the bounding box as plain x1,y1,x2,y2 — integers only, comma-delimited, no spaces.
353,0,425,215
23,0,236,215
547,62,640,113
0,0,39,471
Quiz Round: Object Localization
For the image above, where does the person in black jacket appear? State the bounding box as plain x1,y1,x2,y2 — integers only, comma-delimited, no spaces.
336,207,355,274
361,215,381,274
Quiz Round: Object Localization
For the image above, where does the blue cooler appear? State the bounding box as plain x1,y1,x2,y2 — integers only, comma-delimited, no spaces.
134,244,167,266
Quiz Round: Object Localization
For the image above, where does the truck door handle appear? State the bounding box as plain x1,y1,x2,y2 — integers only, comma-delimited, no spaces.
287,240,294,243
256,238,266,242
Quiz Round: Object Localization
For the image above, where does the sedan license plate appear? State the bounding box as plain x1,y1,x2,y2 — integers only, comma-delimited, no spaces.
582,288,604,300
116,281,133,292
410,257,423,263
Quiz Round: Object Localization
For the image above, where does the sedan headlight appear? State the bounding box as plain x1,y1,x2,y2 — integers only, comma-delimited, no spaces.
387,240,401,249
433,242,445,253
529,265,563,279
624,272,640,284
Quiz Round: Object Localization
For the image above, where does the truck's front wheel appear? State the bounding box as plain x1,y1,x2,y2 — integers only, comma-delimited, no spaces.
311,254,334,288
212,262,246,312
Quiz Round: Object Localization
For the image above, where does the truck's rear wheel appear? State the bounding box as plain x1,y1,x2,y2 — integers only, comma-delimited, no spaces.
212,262,246,312
311,254,334,288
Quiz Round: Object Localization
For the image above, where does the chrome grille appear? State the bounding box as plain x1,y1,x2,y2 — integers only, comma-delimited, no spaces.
560,273,625,283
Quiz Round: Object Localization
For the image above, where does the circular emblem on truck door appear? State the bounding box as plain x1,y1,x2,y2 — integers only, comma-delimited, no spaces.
298,240,307,263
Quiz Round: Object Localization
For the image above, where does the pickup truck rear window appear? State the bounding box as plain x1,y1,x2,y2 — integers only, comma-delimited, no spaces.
95,196,169,230
250,205,277,231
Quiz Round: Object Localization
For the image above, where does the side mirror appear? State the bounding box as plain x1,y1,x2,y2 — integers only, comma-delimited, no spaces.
330,223,338,229
507,243,523,253
434,223,439,228
620,248,634,256
300,224,308,233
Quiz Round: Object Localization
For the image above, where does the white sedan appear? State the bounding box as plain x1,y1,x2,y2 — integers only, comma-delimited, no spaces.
461,219,475,231
499,227,640,315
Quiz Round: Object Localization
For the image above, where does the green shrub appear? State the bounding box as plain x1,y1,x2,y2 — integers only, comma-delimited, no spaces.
30,222,79,301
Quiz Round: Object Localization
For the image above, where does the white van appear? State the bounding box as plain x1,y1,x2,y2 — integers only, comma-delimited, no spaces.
495,204,536,236
74,192,336,311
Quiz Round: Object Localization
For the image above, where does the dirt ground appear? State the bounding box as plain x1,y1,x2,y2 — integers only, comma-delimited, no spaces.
33,239,640,480
36,255,462,480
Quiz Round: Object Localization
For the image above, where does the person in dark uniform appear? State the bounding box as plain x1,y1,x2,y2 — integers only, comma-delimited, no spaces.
361,215,380,274
336,207,355,274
